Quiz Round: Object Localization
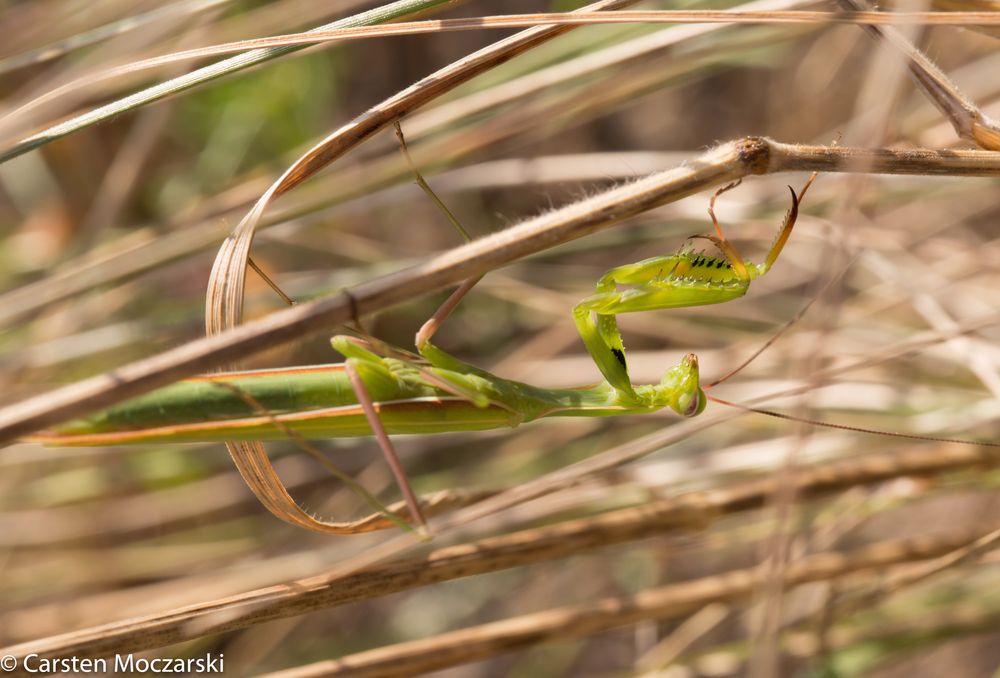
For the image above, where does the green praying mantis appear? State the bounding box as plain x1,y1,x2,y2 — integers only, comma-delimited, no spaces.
33,175,816,440
27,140,818,530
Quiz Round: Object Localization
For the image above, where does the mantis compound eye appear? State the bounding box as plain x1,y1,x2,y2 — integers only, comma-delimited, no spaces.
683,389,702,417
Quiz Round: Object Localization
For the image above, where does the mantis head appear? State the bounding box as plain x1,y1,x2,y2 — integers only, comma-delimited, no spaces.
657,353,706,418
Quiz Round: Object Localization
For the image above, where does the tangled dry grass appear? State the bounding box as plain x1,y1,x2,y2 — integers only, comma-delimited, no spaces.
1,1,999,676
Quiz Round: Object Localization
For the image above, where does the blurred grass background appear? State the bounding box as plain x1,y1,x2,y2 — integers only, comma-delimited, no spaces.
1,0,999,676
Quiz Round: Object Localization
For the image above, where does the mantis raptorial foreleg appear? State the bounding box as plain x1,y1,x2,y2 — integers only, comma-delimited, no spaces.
572,172,817,405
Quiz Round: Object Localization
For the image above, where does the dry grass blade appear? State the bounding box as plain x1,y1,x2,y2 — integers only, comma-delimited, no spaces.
9,8,1000,134
253,530,997,678
836,0,1000,149
3,5,991,325
0,0,232,74
6,443,996,662
0,0,458,161
0,460,497,548
933,0,1000,36
7,4,1000,675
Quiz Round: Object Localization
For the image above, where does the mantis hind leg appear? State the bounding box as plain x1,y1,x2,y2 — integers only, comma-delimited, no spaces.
391,120,485,355
248,257,297,306
330,335,428,529
343,359,427,530
415,277,481,352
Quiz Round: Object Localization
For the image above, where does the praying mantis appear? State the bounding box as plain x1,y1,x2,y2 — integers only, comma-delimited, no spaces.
27,140,818,530
28,177,816,442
